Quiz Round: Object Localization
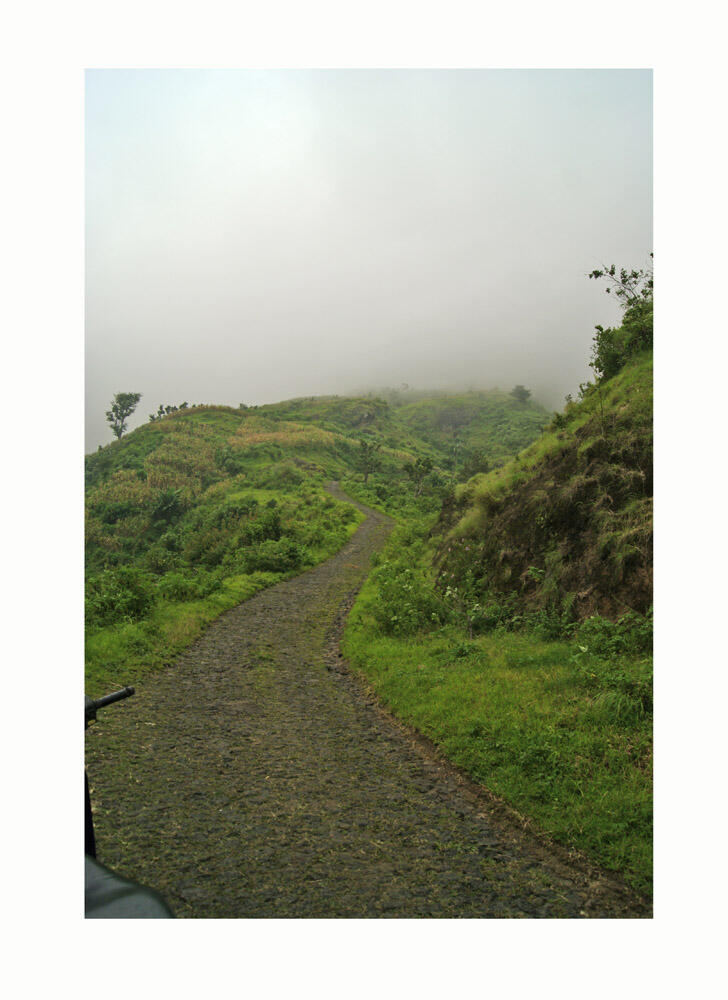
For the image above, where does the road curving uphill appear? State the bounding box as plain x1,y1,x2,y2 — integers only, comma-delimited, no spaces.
85,484,649,918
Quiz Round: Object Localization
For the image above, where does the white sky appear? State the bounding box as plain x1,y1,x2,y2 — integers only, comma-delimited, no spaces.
86,68,652,449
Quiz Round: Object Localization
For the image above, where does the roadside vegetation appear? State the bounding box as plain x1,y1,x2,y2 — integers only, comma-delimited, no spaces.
342,520,652,896
342,260,653,896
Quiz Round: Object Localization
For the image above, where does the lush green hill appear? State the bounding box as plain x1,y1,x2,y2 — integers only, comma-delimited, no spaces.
85,390,547,692
258,389,548,471
392,390,548,470
434,353,652,624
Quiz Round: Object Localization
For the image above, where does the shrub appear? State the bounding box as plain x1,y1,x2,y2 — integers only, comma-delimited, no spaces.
86,567,156,628
245,538,305,573
157,570,223,601
144,544,179,575
157,571,196,601
575,610,652,657
371,561,447,635
151,488,185,525
240,509,282,544
181,527,229,568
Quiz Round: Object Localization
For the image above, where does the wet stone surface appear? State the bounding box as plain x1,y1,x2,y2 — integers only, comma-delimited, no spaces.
86,484,650,918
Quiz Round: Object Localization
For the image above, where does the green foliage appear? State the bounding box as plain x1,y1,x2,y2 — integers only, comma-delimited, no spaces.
157,569,223,601
370,561,447,635
403,456,433,496
357,439,381,484
588,258,653,305
85,566,156,628
589,256,653,382
86,386,553,690
106,392,142,440
258,461,306,488
344,564,653,894
244,537,306,573
365,523,447,636
151,488,185,525
575,610,653,657
459,449,490,480
510,385,531,403
149,401,189,422
393,391,549,470
437,353,653,621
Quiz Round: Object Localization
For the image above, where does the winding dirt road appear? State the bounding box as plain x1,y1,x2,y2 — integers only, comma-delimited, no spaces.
85,485,649,918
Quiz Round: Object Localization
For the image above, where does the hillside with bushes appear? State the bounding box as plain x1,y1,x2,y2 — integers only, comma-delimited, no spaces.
342,261,653,896
85,390,546,692
435,352,652,625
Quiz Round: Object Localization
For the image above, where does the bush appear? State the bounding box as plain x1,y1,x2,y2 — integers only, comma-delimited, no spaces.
157,570,223,601
144,544,179,575
181,527,229,567
259,461,305,488
151,488,185,525
371,561,447,635
575,610,652,657
245,537,305,573
86,567,156,628
157,571,196,601
240,508,282,544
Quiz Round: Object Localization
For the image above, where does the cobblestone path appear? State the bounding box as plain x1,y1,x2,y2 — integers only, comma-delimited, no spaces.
85,485,649,918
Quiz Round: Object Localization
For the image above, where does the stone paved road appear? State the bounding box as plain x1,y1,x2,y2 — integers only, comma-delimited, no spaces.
85,485,649,918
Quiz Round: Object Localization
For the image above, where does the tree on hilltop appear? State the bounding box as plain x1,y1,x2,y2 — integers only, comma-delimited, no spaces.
510,385,531,403
588,256,653,305
588,254,653,381
106,392,142,439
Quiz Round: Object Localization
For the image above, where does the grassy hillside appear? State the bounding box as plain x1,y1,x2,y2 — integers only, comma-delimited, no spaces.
392,390,548,470
258,389,548,470
86,391,546,692
435,352,652,623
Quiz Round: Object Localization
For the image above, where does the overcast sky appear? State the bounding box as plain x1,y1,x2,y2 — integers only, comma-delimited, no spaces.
85,68,652,451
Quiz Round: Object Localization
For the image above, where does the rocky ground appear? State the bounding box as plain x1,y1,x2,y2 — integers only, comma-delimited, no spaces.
85,485,650,918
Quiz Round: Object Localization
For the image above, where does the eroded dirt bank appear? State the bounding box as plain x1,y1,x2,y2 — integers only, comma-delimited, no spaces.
85,484,649,918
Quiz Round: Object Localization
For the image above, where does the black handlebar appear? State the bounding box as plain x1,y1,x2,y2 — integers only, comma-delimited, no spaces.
85,686,135,726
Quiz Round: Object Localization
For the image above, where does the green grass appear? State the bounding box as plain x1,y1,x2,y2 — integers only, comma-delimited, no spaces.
85,571,279,693
86,511,364,695
452,353,652,513
342,512,652,897
438,353,653,621
343,602,652,896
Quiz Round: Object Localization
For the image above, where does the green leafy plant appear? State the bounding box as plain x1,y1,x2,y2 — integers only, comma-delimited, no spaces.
85,566,156,628
106,392,142,440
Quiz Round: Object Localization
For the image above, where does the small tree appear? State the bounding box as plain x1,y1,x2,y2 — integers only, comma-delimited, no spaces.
588,255,653,381
106,392,142,439
510,385,531,403
404,456,434,496
588,257,653,305
357,439,381,484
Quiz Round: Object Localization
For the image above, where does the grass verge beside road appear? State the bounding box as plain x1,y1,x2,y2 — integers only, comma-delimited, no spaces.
342,530,652,897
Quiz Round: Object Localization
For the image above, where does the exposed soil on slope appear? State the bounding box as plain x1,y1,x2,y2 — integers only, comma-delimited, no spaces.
85,484,650,918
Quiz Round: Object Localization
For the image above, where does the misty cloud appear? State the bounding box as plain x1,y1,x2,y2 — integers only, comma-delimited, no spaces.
86,69,652,450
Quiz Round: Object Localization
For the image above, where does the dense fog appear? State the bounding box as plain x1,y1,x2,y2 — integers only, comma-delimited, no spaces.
86,69,652,451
